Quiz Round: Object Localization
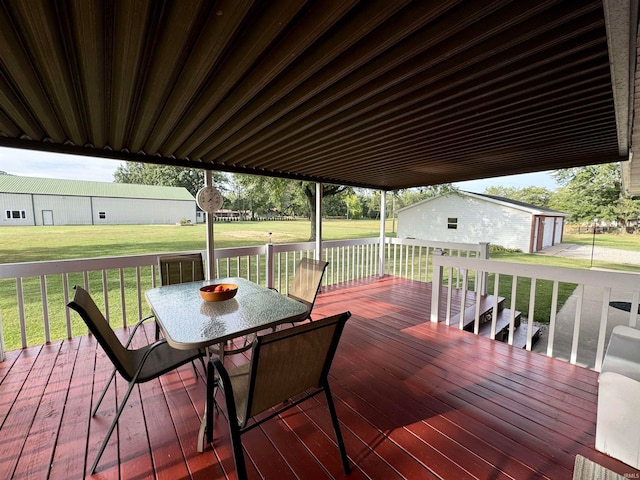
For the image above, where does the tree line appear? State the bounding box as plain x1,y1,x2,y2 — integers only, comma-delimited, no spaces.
114,161,640,237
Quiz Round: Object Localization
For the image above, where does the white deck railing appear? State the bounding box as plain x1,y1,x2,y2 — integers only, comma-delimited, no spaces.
430,255,640,371
0,237,486,358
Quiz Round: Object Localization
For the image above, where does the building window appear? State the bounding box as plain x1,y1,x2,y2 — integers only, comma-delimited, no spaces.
5,210,9,219
21,211,25,218
11,210,23,219
447,217,458,229
98,212,106,219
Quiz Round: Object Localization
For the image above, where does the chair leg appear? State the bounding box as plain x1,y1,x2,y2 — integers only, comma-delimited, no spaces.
324,384,350,475
90,379,138,474
92,368,117,416
229,420,248,480
155,322,160,341
206,365,216,444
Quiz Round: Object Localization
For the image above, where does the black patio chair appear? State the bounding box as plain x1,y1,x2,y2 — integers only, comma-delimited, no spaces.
206,311,351,480
67,285,204,474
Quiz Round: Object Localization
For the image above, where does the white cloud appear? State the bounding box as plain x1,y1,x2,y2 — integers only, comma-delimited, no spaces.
0,146,123,182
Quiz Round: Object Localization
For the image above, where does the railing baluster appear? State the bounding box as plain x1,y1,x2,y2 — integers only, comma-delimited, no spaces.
63,273,71,338
136,266,142,320
526,278,537,350
102,270,109,326
570,284,585,365
490,273,500,340
17,278,27,348
118,268,126,328
594,287,612,371
40,275,51,343
507,276,518,345
546,280,560,358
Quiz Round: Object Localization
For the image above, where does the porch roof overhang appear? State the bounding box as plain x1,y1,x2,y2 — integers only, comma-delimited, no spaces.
0,1,638,192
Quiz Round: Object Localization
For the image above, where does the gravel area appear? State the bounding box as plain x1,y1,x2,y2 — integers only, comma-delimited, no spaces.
538,243,640,266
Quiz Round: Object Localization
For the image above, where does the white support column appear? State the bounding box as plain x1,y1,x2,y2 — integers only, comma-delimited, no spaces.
315,182,323,260
205,170,215,280
379,190,387,276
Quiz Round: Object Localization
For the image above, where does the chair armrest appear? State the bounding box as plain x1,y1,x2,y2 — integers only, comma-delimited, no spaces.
123,314,155,348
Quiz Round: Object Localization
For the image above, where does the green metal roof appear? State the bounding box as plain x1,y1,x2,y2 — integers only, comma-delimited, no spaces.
0,174,194,201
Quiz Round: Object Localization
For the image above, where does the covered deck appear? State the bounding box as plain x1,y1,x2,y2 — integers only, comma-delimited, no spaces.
2,276,637,479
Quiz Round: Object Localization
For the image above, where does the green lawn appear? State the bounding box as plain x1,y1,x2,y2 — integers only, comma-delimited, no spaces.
0,219,392,263
563,231,640,252
0,222,636,351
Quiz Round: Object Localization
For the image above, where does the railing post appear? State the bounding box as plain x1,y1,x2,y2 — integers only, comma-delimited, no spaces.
266,242,275,289
479,242,490,294
430,256,443,322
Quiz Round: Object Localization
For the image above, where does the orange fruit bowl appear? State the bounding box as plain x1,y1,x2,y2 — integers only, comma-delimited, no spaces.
199,283,238,302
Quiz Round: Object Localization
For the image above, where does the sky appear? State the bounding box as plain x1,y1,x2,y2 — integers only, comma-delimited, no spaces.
0,146,558,192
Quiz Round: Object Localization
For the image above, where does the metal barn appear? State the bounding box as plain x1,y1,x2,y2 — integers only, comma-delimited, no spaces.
0,175,195,226
396,191,568,253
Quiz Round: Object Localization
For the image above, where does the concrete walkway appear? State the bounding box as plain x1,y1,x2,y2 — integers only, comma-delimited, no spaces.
531,243,639,369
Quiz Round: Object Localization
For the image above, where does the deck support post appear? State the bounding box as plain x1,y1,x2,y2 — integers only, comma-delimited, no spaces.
379,190,387,276
205,170,215,280
315,182,323,260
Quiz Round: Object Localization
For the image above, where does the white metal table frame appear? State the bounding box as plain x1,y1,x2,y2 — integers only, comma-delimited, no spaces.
145,276,309,451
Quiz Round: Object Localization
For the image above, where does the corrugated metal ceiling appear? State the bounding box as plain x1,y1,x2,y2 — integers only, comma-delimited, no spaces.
0,0,633,190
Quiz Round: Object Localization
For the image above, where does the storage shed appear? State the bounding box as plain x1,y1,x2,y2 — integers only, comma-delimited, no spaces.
0,174,195,226
396,191,568,253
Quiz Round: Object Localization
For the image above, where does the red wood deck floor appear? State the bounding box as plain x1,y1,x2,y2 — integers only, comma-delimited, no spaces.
1,276,638,479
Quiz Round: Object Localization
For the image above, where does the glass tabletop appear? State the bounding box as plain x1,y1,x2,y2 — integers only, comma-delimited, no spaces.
145,277,309,350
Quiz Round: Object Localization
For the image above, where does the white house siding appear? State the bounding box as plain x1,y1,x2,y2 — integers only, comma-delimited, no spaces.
91,197,195,224
397,195,533,252
0,193,34,225
32,195,92,225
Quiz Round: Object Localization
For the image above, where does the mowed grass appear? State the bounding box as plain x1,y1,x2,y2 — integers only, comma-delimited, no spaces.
1,219,392,263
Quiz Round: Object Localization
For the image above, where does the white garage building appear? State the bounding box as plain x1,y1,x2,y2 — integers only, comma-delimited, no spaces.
0,174,196,226
396,191,568,253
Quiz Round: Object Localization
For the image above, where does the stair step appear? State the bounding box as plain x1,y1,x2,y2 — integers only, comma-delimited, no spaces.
455,294,505,330
509,323,542,349
474,308,520,340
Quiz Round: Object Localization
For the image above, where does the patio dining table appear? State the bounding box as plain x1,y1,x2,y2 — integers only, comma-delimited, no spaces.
145,276,309,450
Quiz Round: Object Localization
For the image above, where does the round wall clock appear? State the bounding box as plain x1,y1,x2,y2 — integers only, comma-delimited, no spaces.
196,186,223,213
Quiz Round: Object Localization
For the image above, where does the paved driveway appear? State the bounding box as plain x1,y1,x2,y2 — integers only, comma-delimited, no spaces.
532,243,639,369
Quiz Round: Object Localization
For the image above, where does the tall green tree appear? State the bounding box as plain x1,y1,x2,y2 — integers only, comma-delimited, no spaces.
233,174,350,240
484,186,554,207
114,162,228,198
550,163,640,229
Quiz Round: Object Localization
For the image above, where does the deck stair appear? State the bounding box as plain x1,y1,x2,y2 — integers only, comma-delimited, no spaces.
450,293,540,348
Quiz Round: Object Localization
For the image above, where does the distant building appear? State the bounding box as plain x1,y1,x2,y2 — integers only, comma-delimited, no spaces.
396,191,568,253
0,174,195,226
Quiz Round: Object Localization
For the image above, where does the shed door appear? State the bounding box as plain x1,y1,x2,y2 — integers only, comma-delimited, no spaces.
42,210,54,226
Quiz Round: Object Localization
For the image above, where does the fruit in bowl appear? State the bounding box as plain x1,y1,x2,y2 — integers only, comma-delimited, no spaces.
199,283,238,302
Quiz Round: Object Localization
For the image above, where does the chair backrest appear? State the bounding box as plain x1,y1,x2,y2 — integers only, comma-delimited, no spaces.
67,286,136,381
158,253,205,285
288,257,329,307
241,311,350,425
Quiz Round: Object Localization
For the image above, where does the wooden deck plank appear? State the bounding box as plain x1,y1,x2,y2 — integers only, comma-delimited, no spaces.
12,338,80,480
1,275,640,479
49,335,98,479
0,343,58,479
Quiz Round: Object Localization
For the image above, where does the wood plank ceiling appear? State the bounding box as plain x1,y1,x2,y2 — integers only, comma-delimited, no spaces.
0,0,634,190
